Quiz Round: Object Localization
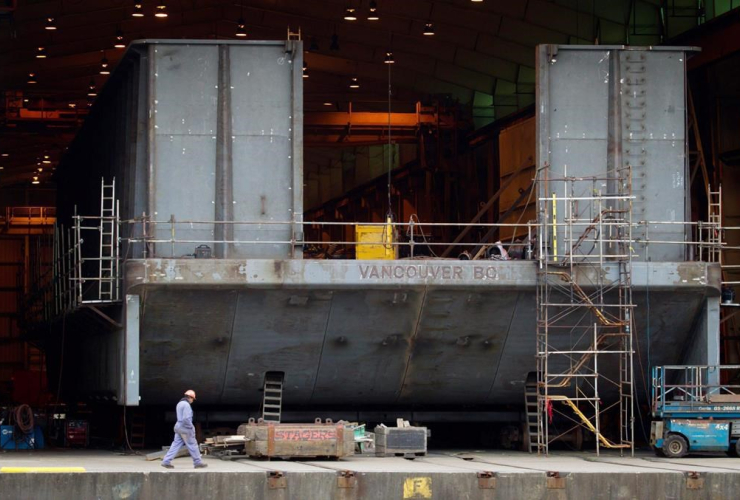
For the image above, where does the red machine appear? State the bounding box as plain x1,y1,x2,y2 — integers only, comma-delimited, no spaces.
65,420,89,447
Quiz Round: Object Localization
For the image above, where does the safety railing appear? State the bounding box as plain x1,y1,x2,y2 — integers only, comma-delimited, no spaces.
652,365,740,417
23,215,728,327
111,216,727,261
2,206,56,228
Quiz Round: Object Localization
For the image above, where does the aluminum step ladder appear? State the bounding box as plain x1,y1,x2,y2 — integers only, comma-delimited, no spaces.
524,373,540,453
262,372,284,423
98,178,119,302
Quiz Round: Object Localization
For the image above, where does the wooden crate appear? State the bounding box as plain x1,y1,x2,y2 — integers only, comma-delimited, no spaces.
374,426,427,457
241,422,355,459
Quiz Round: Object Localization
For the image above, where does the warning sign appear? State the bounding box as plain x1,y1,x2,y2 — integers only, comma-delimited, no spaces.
403,477,432,499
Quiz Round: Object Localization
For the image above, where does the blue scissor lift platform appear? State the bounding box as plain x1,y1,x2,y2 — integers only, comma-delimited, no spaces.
651,365,740,457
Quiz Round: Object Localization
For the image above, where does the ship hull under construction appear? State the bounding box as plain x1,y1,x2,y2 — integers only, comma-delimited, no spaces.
63,258,715,408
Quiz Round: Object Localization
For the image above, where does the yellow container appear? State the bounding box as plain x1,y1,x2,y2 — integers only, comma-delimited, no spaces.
355,221,397,260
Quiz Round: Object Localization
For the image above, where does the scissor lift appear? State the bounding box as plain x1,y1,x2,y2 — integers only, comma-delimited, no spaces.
651,365,740,458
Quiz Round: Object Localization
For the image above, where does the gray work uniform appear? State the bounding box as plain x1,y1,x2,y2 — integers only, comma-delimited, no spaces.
162,398,203,466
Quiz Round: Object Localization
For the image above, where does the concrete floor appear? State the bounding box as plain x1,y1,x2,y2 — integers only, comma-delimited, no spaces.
2,448,740,473
2,449,740,499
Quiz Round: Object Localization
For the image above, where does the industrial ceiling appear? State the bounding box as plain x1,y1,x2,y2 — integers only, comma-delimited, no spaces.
0,0,728,185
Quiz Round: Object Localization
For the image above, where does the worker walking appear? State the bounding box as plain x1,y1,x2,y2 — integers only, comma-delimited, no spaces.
161,390,208,469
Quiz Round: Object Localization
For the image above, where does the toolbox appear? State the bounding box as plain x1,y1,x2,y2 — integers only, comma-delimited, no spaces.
374,424,427,457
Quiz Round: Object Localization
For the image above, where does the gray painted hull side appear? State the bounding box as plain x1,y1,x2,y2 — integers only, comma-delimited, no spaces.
126,259,717,407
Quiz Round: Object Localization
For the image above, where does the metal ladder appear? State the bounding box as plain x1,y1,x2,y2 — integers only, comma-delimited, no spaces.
524,373,541,453
262,372,284,423
707,187,722,263
128,411,146,449
98,178,119,302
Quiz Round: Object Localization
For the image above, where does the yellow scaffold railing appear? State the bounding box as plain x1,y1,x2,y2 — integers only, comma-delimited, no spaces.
548,395,629,449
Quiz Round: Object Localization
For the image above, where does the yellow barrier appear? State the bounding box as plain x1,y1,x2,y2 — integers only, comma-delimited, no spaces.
0,467,86,473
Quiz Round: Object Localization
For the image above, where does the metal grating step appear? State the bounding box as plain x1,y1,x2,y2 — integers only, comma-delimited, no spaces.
262,372,284,423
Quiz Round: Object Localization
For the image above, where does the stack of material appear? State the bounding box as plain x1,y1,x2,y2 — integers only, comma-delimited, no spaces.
201,435,248,456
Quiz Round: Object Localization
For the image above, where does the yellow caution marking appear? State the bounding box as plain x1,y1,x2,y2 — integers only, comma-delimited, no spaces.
549,396,629,449
1,467,86,473
403,476,432,499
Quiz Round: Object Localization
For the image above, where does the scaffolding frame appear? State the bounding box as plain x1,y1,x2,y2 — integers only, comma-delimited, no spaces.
70,178,121,305
535,167,635,456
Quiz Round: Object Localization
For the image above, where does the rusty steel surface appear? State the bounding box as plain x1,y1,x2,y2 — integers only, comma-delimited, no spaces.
125,259,719,290
115,259,721,407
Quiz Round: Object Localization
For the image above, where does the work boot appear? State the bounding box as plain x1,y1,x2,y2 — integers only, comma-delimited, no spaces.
161,463,174,469
194,463,208,469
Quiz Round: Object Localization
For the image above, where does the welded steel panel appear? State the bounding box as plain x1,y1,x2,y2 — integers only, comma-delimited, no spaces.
310,290,424,405
537,45,696,262
220,289,331,405
151,44,218,258
58,40,303,261
399,289,517,405
229,44,300,258
139,288,238,405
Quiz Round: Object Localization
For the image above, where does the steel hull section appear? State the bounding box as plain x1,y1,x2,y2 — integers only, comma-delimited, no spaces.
124,259,719,407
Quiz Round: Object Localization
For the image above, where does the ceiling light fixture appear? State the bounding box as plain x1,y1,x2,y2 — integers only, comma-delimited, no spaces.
349,76,360,89
68,102,77,108
115,29,126,49
100,53,110,75
36,47,47,59
423,22,435,35
344,7,357,21
32,176,40,185
235,1,247,37
27,73,37,84
302,61,309,78
1,153,8,157
155,2,168,18
323,102,333,106
235,18,247,37
45,17,57,30
43,155,51,164
368,0,379,21
132,2,144,17
471,0,484,2
88,79,97,97
384,51,395,64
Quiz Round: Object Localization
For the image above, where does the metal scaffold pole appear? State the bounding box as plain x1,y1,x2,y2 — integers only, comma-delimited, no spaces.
534,166,635,456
